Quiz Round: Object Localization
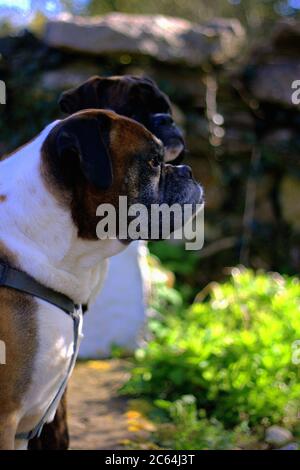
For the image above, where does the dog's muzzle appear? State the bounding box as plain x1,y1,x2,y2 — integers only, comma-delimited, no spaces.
149,113,185,163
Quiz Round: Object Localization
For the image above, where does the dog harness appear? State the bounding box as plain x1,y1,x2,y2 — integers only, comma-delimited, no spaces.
0,262,83,441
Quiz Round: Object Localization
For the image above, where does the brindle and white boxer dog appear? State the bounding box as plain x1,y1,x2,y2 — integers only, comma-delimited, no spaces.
29,75,189,450
0,108,202,450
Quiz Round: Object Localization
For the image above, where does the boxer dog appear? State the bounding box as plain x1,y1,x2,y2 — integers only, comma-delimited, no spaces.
0,109,202,449
58,75,185,164
29,75,187,450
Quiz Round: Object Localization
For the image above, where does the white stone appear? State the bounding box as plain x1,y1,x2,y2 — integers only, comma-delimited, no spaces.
265,426,293,447
79,241,150,358
44,13,245,66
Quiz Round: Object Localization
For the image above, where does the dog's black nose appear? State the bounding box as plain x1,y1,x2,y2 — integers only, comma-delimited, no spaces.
153,113,174,126
177,165,193,178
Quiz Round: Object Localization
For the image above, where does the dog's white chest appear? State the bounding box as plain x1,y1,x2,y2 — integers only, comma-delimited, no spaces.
16,299,82,440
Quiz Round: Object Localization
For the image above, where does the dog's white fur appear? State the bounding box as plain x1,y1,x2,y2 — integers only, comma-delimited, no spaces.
0,121,125,448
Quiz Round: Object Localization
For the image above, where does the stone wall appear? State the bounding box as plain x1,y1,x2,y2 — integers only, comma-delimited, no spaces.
1,14,300,287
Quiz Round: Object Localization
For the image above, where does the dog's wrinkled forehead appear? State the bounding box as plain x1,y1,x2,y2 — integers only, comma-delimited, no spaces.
112,75,172,114
42,109,161,195
106,110,163,166
59,75,172,117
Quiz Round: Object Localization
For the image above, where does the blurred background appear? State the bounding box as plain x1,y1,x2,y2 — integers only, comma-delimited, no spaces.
1,0,300,450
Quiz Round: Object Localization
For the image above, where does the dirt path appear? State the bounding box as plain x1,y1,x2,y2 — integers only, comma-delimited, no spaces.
68,359,153,450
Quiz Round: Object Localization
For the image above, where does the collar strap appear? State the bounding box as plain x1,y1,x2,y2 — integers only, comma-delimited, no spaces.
0,262,77,314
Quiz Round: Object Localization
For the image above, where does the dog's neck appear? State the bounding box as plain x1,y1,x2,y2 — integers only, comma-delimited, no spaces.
0,121,124,304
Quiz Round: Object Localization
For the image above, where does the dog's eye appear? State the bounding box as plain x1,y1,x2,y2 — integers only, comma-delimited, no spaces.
148,158,161,169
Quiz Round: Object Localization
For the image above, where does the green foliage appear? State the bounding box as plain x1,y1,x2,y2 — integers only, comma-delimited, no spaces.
3,1,299,39
85,0,300,33
149,242,199,277
154,395,234,450
148,242,200,302
121,268,300,427
0,20,15,36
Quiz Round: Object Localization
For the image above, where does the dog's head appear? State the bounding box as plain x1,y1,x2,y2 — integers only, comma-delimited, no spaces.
58,75,185,164
41,110,202,242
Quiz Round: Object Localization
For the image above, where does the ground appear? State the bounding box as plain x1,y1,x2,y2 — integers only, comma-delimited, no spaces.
66,359,293,451
68,359,155,450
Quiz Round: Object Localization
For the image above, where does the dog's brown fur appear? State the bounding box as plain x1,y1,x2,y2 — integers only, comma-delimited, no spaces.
41,110,155,240
27,391,69,450
0,242,38,449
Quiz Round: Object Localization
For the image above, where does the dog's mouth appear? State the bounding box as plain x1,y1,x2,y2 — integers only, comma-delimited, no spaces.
117,181,204,245
179,181,204,210
192,182,204,206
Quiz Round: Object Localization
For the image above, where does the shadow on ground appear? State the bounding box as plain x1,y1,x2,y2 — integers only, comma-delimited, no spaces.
69,359,142,450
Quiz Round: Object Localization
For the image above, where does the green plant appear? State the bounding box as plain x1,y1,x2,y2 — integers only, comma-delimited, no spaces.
154,395,234,450
121,268,300,427
148,242,200,302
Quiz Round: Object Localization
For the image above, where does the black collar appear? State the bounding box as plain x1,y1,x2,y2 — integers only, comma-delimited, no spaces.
0,262,77,314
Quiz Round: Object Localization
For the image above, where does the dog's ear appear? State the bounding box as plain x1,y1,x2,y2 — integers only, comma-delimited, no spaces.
129,77,172,115
57,115,113,190
58,76,112,114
